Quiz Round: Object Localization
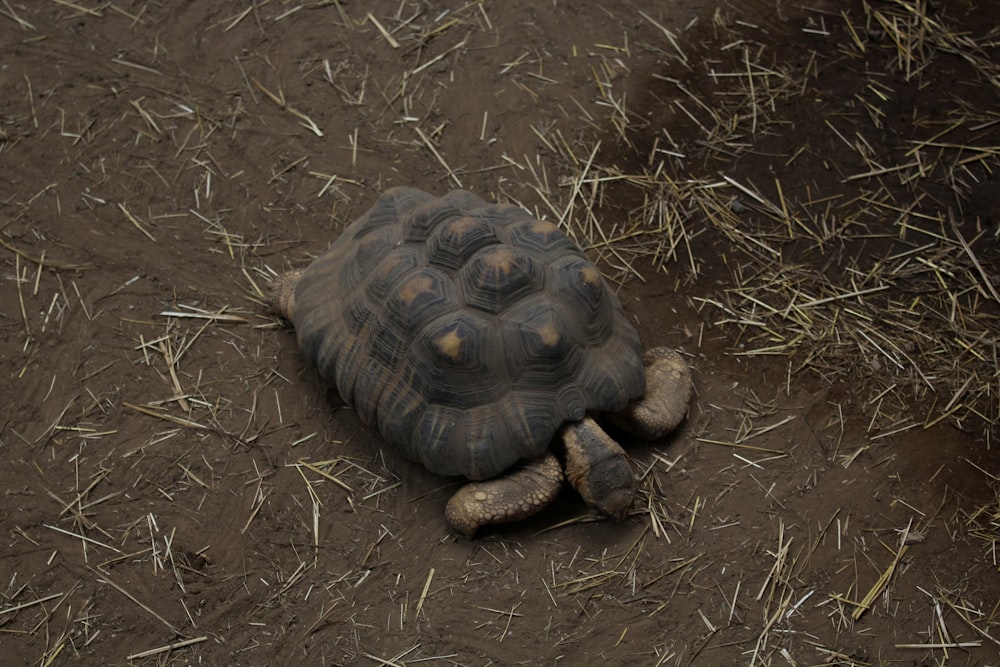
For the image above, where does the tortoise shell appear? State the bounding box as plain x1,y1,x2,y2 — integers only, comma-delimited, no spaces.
288,187,644,479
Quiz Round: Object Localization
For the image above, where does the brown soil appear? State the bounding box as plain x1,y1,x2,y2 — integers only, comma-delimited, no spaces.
2,1,998,665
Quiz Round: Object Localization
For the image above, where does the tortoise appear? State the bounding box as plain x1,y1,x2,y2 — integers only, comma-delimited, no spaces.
269,187,693,536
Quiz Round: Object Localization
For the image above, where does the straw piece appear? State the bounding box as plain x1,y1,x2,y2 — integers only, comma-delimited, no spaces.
366,12,400,48
127,637,209,660
852,536,911,620
0,238,95,271
91,566,179,634
414,567,435,618
413,126,462,188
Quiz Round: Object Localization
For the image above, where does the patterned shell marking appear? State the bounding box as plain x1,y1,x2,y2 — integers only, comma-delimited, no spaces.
289,187,644,480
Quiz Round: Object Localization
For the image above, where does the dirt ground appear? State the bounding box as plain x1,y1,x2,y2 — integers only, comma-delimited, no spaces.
2,1,998,665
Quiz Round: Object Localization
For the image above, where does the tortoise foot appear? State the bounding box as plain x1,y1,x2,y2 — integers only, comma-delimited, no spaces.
610,347,693,440
268,269,305,320
445,451,563,537
561,416,635,520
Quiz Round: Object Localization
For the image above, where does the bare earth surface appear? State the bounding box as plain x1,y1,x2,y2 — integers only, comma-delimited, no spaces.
2,1,998,665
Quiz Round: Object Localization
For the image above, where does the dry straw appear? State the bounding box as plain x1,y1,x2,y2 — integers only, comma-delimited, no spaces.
522,0,999,444
3,2,997,664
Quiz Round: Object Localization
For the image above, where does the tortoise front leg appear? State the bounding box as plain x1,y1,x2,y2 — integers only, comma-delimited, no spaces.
609,347,693,440
561,416,635,520
445,451,563,537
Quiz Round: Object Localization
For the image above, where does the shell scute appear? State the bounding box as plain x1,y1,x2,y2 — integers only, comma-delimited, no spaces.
460,245,544,315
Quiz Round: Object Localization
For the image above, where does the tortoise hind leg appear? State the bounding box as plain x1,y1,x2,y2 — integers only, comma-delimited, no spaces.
268,269,305,320
445,452,563,537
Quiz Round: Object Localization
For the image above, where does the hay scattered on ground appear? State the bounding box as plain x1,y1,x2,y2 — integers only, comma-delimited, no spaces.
523,0,999,443
2,2,998,665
